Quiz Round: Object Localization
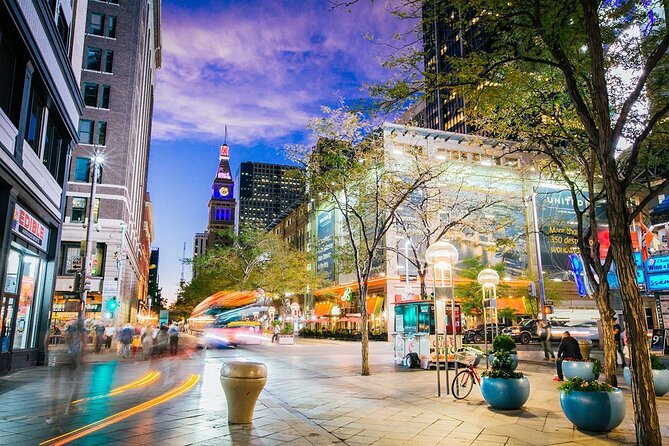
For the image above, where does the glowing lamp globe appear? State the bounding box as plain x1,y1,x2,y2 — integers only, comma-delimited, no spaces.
425,241,459,270
477,268,500,289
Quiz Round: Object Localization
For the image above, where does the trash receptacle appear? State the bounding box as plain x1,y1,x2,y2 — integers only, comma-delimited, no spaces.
578,339,593,359
220,361,267,424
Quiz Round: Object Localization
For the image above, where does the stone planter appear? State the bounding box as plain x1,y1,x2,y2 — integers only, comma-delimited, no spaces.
623,367,669,396
278,335,294,345
488,352,518,371
220,361,267,424
559,389,625,432
480,376,530,410
562,360,599,381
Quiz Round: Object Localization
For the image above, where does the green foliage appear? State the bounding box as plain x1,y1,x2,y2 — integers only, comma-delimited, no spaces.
558,377,616,394
497,308,517,323
482,350,524,379
456,257,509,317
281,323,294,335
492,334,517,353
651,355,667,371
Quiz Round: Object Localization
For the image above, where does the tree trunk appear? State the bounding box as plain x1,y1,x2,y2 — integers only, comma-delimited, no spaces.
604,181,660,445
593,284,618,386
419,270,427,299
359,281,370,376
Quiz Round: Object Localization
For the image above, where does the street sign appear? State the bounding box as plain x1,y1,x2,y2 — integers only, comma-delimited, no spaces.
651,329,665,353
545,300,554,306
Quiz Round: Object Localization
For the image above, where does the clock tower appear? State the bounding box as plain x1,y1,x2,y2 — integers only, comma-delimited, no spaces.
207,143,236,247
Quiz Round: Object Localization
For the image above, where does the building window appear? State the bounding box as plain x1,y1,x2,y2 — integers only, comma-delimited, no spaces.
56,8,70,49
97,121,107,146
103,50,114,73
78,119,94,144
42,117,67,181
100,85,110,109
106,16,117,38
60,242,105,276
86,47,102,71
71,197,87,222
89,13,104,36
73,157,90,182
25,88,45,153
0,33,17,122
82,83,98,107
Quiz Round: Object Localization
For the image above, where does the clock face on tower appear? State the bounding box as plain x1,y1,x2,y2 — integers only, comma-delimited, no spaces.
219,186,229,197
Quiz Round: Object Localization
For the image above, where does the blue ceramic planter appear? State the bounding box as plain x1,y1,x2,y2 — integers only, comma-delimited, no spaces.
562,360,598,381
488,353,518,371
560,389,625,432
623,367,669,396
480,376,530,410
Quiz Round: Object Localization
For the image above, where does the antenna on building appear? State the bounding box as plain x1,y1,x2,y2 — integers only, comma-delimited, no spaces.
178,241,186,287
224,124,228,145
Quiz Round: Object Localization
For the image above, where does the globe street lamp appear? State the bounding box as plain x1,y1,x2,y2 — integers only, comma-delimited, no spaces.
425,241,459,397
478,268,500,367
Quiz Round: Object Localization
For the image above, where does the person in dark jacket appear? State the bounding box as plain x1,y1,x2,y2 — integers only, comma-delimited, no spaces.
555,331,582,381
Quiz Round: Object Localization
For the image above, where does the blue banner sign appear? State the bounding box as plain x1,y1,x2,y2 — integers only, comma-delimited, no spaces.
569,254,587,296
647,255,669,274
648,273,669,292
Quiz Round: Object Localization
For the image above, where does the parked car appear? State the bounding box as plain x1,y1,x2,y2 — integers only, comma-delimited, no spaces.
550,321,599,342
503,319,540,345
464,323,510,344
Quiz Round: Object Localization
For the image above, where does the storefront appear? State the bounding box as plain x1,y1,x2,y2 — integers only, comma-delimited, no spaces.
0,203,58,372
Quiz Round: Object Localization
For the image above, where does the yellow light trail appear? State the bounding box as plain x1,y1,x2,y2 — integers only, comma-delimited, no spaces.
40,373,200,446
71,370,160,404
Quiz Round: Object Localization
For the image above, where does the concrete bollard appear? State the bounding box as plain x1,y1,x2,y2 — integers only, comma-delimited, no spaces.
220,361,267,424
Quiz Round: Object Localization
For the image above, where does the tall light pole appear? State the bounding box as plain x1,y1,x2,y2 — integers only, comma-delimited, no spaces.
478,268,500,368
527,193,547,321
78,150,103,323
425,241,459,396
404,238,412,300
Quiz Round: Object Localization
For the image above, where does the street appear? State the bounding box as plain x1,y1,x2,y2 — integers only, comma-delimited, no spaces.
0,338,666,445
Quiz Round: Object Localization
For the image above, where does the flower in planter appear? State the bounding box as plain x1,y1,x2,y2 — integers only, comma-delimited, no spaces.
557,377,615,394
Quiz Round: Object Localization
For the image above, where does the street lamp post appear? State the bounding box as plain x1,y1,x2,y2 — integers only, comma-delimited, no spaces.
425,241,459,397
404,238,412,300
477,268,500,368
527,193,547,321
78,151,103,323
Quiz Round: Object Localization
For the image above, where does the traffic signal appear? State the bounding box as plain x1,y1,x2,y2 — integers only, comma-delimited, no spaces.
544,305,554,315
107,298,118,312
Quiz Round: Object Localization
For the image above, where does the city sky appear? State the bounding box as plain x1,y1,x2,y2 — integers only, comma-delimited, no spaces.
147,0,414,303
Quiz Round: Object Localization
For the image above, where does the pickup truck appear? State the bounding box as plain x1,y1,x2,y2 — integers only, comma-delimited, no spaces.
502,319,540,345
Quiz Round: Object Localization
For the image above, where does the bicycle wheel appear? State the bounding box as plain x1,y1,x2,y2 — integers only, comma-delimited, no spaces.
451,369,475,399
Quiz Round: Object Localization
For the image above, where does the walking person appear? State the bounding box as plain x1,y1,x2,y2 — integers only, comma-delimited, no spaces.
168,322,180,356
141,325,153,359
155,324,168,356
119,324,134,358
272,323,280,343
538,320,555,361
104,323,114,351
94,323,104,354
554,331,582,381
613,316,627,368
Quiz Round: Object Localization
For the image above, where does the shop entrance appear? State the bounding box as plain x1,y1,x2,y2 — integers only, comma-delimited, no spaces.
0,243,45,372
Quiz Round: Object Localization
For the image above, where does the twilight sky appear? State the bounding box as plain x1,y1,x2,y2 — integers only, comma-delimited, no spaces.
147,0,415,303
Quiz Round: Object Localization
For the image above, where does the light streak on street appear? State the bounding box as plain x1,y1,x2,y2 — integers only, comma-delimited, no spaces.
71,370,160,404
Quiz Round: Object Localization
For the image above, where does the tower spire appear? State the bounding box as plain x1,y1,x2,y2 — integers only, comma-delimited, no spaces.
224,124,228,145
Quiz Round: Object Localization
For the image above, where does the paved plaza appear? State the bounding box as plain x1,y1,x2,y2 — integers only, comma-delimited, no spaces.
0,338,667,445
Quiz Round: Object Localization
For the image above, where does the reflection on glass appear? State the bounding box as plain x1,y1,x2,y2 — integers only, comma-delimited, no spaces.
12,254,39,350
29,259,45,348
3,250,20,293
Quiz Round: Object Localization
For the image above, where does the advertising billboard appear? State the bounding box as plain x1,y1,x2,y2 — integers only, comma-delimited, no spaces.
317,209,335,282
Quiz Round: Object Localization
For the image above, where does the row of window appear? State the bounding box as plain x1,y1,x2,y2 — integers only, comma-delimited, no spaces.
82,83,110,109
73,157,103,183
59,241,105,277
78,119,107,145
70,197,100,223
89,13,116,38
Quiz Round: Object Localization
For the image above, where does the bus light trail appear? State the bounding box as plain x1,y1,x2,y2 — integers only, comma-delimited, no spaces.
71,370,160,404
40,373,200,446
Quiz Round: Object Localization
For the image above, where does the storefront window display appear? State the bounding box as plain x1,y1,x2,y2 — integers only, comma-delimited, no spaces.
11,252,41,350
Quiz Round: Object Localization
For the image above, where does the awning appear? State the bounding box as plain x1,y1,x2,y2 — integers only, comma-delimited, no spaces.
366,296,384,315
314,301,334,318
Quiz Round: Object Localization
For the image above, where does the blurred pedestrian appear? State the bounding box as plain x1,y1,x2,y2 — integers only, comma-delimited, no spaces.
119,324,134,358
272,323,280,343
168,322,180,355
613,316,627,368
94,323,104,354
155,324,168,356
141,325,153,359
538,320,555,361
104,323,114,351
554,331,582,381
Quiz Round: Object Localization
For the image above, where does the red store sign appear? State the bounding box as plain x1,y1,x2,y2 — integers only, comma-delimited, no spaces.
12,204,49,251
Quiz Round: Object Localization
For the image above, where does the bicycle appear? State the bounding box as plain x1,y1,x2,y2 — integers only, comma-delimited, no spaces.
451,347,485,399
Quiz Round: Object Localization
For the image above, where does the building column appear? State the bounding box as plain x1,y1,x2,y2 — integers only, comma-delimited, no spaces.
13,62,34,165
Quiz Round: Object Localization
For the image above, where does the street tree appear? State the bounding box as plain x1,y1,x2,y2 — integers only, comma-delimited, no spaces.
365,1,669,442
287,105,446,375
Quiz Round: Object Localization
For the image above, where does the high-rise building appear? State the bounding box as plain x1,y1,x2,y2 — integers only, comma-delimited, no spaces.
234,162,305,234
421,2,487,133
55,0,161,324
207,144,236,248
0,0,89,372
191,231,208,279
147,247,160,311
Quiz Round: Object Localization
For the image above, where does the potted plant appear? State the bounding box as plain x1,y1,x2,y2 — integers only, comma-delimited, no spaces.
558,377,625,432
623,355,669,396
488,335,518,371
278,323,295,345
562,357,601,381
480,350,530,410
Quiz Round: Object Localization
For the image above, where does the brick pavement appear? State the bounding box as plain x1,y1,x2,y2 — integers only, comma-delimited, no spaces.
0,339,667,445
